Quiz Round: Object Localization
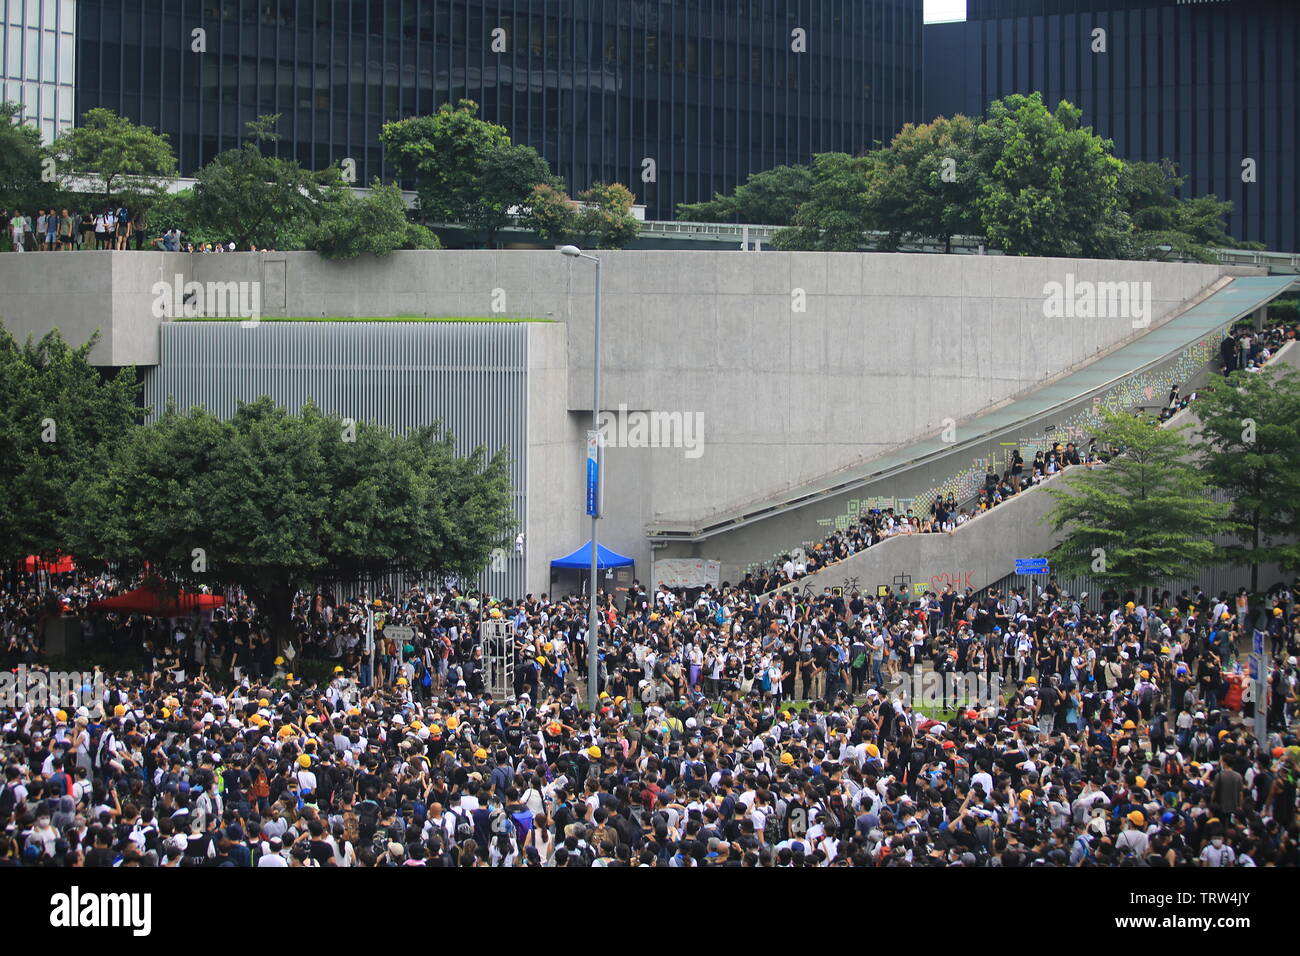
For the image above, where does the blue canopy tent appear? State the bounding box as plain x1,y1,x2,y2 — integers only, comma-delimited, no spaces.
549,541,635,597
550,541,635,570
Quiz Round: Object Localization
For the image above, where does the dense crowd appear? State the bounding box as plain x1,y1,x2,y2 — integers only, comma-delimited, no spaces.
3,568,1298,867
0,207,272,255
750,320,1299,591
1,206,146,253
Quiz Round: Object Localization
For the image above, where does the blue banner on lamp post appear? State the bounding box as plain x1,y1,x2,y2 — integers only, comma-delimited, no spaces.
586,431,601,518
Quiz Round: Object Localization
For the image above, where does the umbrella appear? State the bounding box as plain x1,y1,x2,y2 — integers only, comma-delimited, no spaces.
85,583,225,616
22,554,75,574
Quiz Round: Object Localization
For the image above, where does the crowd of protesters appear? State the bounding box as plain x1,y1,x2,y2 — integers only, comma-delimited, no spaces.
0,208,274,255
0,206,147,253
750,320,1299,592
2,563,1298,868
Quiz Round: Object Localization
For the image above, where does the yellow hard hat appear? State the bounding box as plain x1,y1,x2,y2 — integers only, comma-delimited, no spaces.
780,752,795,766
1126,602,1135,609
55,709,67,722
614,696,625,705
304,715,318,726
274,656,285,665
865,743,880,758
446,715,460,730
333,665,344,673
474,748,488,760
1019,789,1033,802
1128,810,1144,826
160,707,171,718
428,724,442,736
1274,607,1283,616
1122,719,1136,730
297,754,311,769
258,698,270,708
396,677,408,686
1140,670,1150,679
544,642,554,652
346,707,360,716
1135,776,1146,788
598,691,609,700
1025,676,1037,685
490,608,503,619
1221,612,1231,620
1218,729,1230,739
587,746,602,759
278,725,295,739
114,704,126,717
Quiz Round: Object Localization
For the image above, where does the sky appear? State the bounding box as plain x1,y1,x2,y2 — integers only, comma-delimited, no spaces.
924,0,968,23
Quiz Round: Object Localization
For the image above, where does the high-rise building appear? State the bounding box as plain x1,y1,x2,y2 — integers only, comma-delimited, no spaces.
1,0,78,142
70,0,923,221
924,0,1299,251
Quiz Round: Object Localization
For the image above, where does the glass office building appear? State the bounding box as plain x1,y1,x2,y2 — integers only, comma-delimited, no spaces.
925,0,1300,252
73,0,923,220
1,0,77,142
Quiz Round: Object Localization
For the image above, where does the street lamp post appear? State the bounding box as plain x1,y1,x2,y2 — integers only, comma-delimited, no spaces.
561,244,603,714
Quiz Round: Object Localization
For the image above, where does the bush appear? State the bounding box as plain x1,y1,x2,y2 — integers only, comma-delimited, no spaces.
306,180,441,260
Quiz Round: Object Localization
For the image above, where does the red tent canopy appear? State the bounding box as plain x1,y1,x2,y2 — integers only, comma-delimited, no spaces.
22,554,75,574
86,584,225,616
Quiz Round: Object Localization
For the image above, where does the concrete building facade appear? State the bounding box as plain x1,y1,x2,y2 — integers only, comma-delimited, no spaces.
1,247,1258,596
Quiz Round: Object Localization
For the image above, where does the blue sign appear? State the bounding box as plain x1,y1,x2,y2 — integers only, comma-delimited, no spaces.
1253,630,1265,656
1015,558,1049,575
585,432,601,517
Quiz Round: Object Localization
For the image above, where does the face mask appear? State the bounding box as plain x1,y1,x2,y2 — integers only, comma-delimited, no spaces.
1212,838,1223,848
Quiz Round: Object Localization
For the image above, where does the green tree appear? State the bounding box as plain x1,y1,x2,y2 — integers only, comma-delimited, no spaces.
1121,159,1250,262
49,107,176,209
467,142,559,246
676,163,814,226
972,93,1128,258
306,180,440,260
862,114,981,252
1193,367,1300,590
190,114,341,250
522,182,579,244
577,182,640,249
0,101,58,213
771,153,873,251
0,324,140,566
380,100,513,225
1045,409,1230,598
67,398,515,648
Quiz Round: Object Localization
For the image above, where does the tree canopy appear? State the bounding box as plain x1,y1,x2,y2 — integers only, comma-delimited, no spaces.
0,324,140,565
66,398,515,645
1193,366,1300,589
1045,410,1230,593
49,107,177,209
0,101,58,211
306,180,440,259
190,114,341,249
690,93,1246,260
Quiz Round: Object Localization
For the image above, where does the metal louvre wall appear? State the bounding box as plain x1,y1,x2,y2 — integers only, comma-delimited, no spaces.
142,320,530,598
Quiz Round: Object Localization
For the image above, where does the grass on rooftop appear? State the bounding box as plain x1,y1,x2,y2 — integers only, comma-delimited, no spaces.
174,315,553,323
